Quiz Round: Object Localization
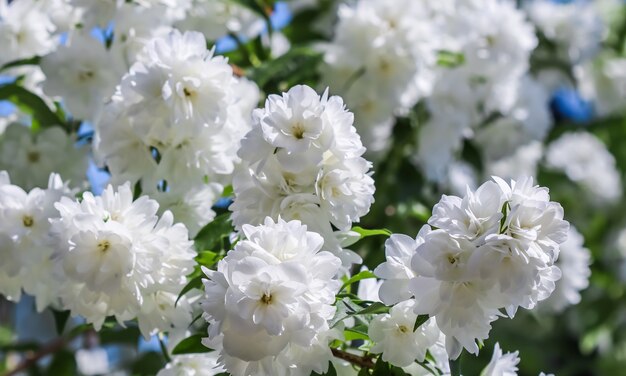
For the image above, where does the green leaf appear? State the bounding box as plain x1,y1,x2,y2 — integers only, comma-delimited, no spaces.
449,355,462,376
436,50,465,68
176,274,203,306
340,270,377,292
46,350,76,376
51,309,71,335
355,302,390,316
351,227,392,239
99,326,141,345
247,47,323,89
0,56,41,72
329,298,361,328
0,84,66,130
344,327,369,341
222,185,234,198
372,359,409,376
195,250,221,267
131,352,166,376
413,314,430,332
0,326,13,347
312,362,338,376
171,334,213,355
194,213,233,252
330,299,390,328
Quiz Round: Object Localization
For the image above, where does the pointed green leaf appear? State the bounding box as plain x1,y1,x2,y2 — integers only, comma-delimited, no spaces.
413,314,430,332
351,226,392,239
171,334,213,355
340,270,377,292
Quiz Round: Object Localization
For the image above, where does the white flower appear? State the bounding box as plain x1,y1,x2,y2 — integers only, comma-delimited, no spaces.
485,141,543,181
546,132,622,204
176,0,264,41
95,30,253,202
481,343,520,376
231,85,375,266
375,228,429,305
0,0,57,66
40,32,124,121
525,0,604,63
320,0,439,154
576,53,626,117
50,183,196,335
369,299,440,367
380,177,569,358
0,172,74,311
0,124,88,191
201,217,341,376
157,353,225,376
540,226,591,312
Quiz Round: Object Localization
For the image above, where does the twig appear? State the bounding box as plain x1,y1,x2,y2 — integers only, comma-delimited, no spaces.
230,63,245,77
331,348,375,369
2,337,68,376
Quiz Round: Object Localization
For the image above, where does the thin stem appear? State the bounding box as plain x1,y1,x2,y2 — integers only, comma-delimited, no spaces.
1,325,90,376
2,337,68,376
331,348,375,369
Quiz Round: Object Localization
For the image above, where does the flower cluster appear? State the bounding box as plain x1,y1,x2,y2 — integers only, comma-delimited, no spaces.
415,0,545,183
95,30,258,235
0,124,88,190
201,217,341,376
546,132,622,203
231,85,375,265
50,183,196,336
376,177,569,358
0,171,73,311
320,0,438,154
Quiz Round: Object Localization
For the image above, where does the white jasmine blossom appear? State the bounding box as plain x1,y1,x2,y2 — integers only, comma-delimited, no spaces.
50,183,196,335
231,85,375,265
201,217,341,376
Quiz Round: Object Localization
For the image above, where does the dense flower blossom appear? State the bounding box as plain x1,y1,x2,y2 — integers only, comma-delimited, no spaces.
0,171,73,311
377,177,569,358
40,32,124,121
525,0,605,63
50,183,196,336
546,132,622,203
0,124,88,191
540,226,591,312
368,299,440,367
231,85,375,265
321,0,438,154
576,53,626,116
201,217,341,376
481,343,520,376
0,0,58,66
95,29,258,230
157,353,225,376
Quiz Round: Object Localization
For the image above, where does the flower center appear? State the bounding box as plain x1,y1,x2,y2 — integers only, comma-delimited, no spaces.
292,123,305,139
397,325,409,334
260,293,273,305
27,151,40,163
97,240,111,253
78,70,95,81
22,215,34,227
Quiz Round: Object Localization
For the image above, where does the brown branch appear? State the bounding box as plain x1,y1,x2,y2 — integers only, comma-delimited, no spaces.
2,337,68,376
331,348,375,369
230,63,245,77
